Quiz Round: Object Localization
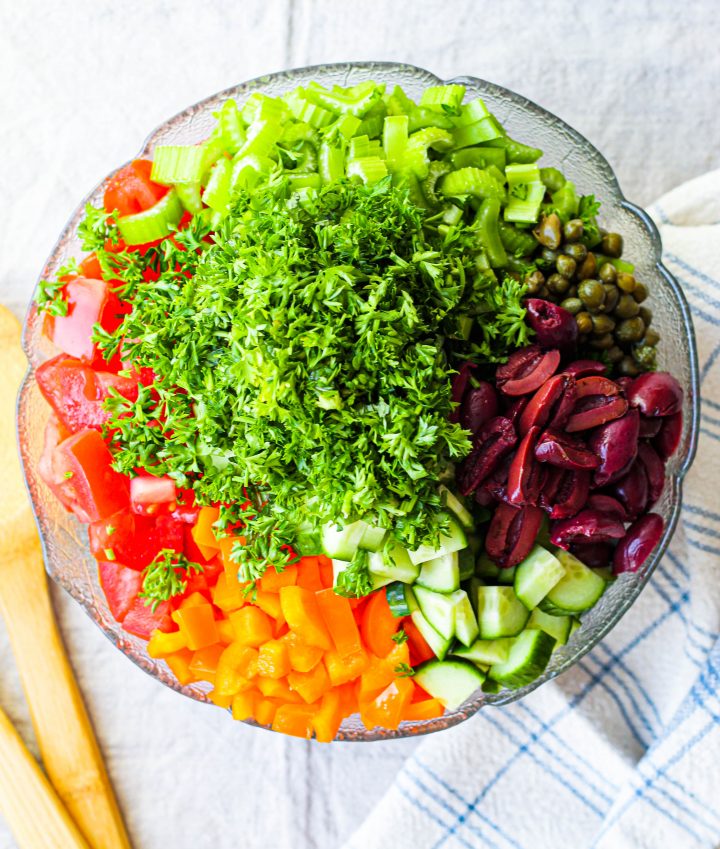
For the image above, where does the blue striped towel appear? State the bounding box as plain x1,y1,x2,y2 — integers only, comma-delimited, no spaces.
343,172,720,849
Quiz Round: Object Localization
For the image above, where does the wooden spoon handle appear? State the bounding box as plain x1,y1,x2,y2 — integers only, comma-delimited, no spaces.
0,524,132,849
0,705,90,849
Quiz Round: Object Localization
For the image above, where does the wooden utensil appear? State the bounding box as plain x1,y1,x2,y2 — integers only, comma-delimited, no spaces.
0,305,132,849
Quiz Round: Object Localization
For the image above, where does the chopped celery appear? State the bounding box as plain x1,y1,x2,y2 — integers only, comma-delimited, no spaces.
442,203,463,225
202,158,233,213
421,161,451,207
404,127,454,178
452,116,504,149
285,90,335,129
407,107,455,132
287,172,321,191
319,142,345,184
498,220,538,256
349,135,384,160
453,98,491,126
449,147,506,171
175,182,203,215
551,181,580,222
240,120,282,160
484,135,543,163
242,93,287,125
420,84,466,112
305,80,383,117
505,163,545,224
394,170,428,208
117,189,184,245
231,155,272,191
383,115,409,171
346,157,388,184
540,167,566,192
385,85,415,116
216,99,247,154
355,113,385,139
474,198,507,268
440,167,506,202
326,113,361,140
151,145,207,185
594,255,635,275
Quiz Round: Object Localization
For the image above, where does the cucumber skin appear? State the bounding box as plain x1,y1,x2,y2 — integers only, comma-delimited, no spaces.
413,659,485,710
488,630,556,689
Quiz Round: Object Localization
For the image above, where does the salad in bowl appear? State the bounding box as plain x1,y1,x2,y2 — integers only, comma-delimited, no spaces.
21,63,697,741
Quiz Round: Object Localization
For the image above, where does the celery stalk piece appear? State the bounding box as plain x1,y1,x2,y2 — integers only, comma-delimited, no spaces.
326,113,361,140
551,181,580,222
242,92,288,125
421,162,451,207
452,116,504,149
175,182,203,215
349,135,384,160
407,107,455,133
287,172,321,191
117,189,184,245
216,99,247,154
404,127,454,179
319,142,345,184
420,84,466,112
239,119,282,160
305,80,384,117
385,85,415,116
453,97,491,127
484,135,543,164
474,198,508,268
394,171,429,209
151,145,207,185
285,91,335,129
440,167,506,202
383,115,409,172
230,154,272,191
504,163,545,224
202,158,233,213
346,157,388,185
449,147,507,171
498,220,538,256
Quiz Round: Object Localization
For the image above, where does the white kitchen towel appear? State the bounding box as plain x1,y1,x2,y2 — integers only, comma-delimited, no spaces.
343,172,720,849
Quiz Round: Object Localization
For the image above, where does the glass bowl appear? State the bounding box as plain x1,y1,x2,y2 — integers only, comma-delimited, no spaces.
18,62,699,741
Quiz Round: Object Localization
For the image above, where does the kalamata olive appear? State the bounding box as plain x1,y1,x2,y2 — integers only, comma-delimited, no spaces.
535,428,600,470
480,453,513,504
626,372,683,417
533,213,562,250
507,427,543,506
460,382,499,436
450,361,476,422
571,542,613,569
474,487,494,508
566,394,628,432
524,299,578,354
496,346,561,396
586,494,627,521
654,411,683,460
504,395,530,427
457,417,518,496
550,509,626,549
588,408,640,487
486,502,545,567
638,415,663,438
615,377,634,393
542,467,591,519
562,360,607,379
636,443,665,506
519,373,576,436
613,513,664,574
613,460,649,519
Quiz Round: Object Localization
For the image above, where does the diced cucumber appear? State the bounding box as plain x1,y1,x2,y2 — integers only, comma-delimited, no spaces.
497,564,517,585
570,617,582,636
410,612,451,660
408,514,467,565
482,677,501,694
514,545,565,610
526,608,572,646
413,660,485,710
453,637,514,665
359,524,388,552
386,582,411,617
475,552,500,580
439,485,474,530
592,566,615,582
370,573,393,591
415,551,460,593
538,550,607,615
414,586,456,640
488,629,556,688
476,586,529,639
322,520,367,560
451,589,479,647
368,544,420,584
459,548,475,581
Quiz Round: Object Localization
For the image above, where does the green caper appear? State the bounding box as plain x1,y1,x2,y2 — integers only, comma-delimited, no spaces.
592,314,616,334
601,232,623,258
533,213,562,250
639,306,652,326
547,273,570,295
563,219,584,243
633,282,648,303
602,285,619,313
633,345,657,369
598,262,618,284
615,293,640,319
539,285,551,299
576,312,593,334
567,284,578,297
541,248,559,265
560,297,583,315
606,345,624,363
619,356,640,376
563,242,588,263
578,278,605,309
590,333,615,350
578,252,597,281
616,272,636,293
643,328,660,346
555,254,577,279
616,316,646,343
525,270,545,295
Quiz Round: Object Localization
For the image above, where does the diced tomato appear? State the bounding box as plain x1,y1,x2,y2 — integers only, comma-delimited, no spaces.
79,252,103,280
89,509,184,570
130,475,176,513
43,428,129,523
36,355,139,433
103,160,167,217
122,597,173,639
97,560,143,622
37,414,72,511
43,277,127,364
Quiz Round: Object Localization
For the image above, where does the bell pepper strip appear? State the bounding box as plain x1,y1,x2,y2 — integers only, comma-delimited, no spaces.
359,677,415,731
404,618,436,665
358,642,410,702
78,252,103,279
324,647,370,686
313,690,344,743
280,631,324,673
287,662,331,704
191,505,221,559
318,556,334,589
173,603,218,651
164,649,195,686
256,677,302,702
214,643,259,697
252,589,283,622
229,606,273,646
211,572,246,612
295,556,324,591
217,619,235,645
272,704,318,739
360,590,401,658
207,690,233,709
315,589,363,658
259,563,298,592
279,586,332,650
256,640,291,679
254,699,280,727
97,560,142,622
402,697,445,722
147,628,187,658
188,645,224,683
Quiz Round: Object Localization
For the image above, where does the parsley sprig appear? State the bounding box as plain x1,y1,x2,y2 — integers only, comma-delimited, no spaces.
140,550,203,611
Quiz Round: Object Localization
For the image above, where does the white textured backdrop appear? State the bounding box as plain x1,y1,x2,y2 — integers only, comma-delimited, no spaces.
0,2,718,847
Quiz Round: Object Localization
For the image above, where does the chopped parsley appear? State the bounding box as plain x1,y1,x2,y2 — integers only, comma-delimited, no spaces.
140,550,203,611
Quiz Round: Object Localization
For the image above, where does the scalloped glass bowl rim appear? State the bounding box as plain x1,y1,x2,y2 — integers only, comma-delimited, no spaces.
18,61,699,742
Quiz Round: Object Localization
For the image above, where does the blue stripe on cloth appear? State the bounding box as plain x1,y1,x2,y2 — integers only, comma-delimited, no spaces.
700,410,720,429
652,565,714,667
686,535,720,557
684,517,720,541
699,426,720,443
593,642,663,725
704,396,720,412
701,343,720,382
665,253,720,300
683,502,720,524
395,783,479,849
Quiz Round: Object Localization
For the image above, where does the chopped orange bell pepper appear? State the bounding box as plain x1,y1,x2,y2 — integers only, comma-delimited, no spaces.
281,631,324,673
336,681,359,717
256,640,291,679
313,690,343,743
232,690,260,721
360,676,414,731
255,698,280,727
404,618,435,665
174,603,219,651
288,662,330,704
279,586,332,650
402,698,445,722
207,689,233,709
164,648,195,686
147,628,187,658
360,590,400,658
189,644,224,683
214,643,259,696
229,606,273,646
324,647,370,686
177,591,209,610
191,506,221,559
256,676,302,702
217,619,235,645
318,555,334,590
315,588,363,658
253,589,283,622
259,563,298,593
272,703,318,739
358,642,410,701
212,572,246,612
295,556,324,591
